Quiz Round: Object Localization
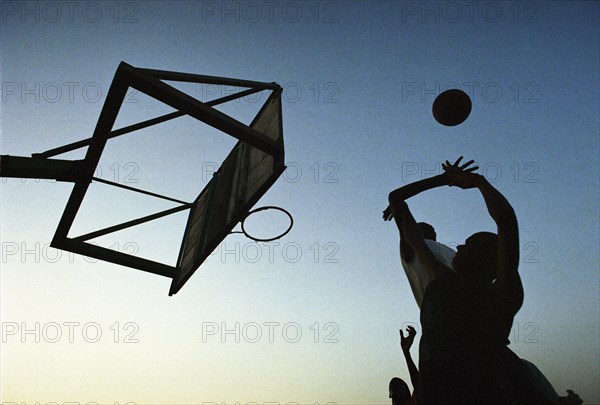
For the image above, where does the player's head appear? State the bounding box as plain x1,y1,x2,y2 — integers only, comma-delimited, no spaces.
389,377,411,404
452,232,498,281
417,222,436,241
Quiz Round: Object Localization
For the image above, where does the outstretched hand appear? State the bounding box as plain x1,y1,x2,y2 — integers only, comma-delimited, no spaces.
442,156,483,189
441,156,478,179
383,205,393,221
400,325,417,352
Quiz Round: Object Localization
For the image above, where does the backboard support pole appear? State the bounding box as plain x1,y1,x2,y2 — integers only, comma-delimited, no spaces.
0,155,85,182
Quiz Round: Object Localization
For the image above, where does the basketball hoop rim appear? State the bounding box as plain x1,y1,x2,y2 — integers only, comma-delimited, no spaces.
240,206,293,242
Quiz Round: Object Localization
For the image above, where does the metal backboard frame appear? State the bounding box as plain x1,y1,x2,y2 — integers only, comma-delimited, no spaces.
41,62,285,294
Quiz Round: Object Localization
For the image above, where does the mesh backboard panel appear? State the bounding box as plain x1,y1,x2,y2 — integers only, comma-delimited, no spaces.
170,93,284,295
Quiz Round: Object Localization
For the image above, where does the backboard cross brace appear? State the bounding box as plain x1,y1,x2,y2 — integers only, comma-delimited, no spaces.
0,62,291,296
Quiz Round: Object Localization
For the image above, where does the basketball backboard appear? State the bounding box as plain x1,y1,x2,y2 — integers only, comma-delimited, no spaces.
1,62,286,295
171,89,285,295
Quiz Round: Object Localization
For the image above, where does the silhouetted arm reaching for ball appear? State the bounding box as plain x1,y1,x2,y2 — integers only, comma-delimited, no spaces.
442,161,524,315
384,157,478,221
400,326,419,391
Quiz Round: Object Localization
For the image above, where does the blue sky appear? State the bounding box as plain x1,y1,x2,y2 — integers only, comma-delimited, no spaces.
1,1,599,403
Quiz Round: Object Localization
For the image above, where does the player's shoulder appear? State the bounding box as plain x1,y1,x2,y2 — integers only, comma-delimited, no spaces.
425,240,455,254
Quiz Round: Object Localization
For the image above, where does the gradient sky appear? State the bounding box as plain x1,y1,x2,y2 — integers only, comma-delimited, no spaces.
1,1,599,404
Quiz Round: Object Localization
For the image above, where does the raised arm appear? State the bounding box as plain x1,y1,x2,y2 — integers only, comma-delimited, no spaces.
400,326,419,390
387,174,445,264
385,175,447,222
442,162,524,313
385,158,477,265
384,157,478,223
386,158,476,278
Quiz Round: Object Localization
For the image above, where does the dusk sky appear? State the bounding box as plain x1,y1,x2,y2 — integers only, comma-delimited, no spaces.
1,1,599,404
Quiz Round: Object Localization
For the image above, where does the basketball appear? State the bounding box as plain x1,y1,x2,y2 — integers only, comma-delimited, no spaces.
432,89,472,126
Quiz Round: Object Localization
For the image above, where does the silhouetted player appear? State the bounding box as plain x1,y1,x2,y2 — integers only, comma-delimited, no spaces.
389,377,413,405
387,158,532,404
388,326,420,405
